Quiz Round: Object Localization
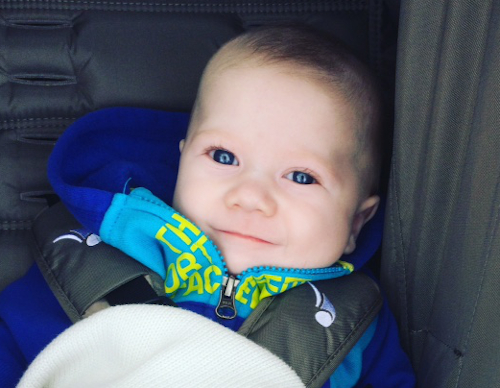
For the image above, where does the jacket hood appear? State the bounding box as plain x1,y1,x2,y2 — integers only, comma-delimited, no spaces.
48,107,382,271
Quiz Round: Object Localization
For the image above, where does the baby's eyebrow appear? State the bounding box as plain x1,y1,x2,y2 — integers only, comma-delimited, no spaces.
189,127,230,141
293,146,349,168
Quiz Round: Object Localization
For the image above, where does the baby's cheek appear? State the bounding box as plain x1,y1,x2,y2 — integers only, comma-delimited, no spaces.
303,223,348,267
172,188,195,220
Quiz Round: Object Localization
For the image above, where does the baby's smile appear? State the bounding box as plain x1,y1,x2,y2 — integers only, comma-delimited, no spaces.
216,229,276,245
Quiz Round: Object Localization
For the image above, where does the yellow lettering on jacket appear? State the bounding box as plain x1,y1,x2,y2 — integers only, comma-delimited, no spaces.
155,226,182,254
235,274,309,308
164,262,180,294
190,235,214,264
176,253,202,281
184,272,204,296
155,213,203,254
164,254,221,297
204,265,222,294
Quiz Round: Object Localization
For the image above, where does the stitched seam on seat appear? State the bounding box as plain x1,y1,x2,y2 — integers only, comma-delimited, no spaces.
0,220,33,230
388,163,410,338
0,0,369,13
410,329,464,358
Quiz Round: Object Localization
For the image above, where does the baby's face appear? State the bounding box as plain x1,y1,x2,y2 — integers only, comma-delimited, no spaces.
173,65,378,275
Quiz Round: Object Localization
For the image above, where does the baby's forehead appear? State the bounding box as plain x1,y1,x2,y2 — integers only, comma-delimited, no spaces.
201,60,353,114
195,63,360,141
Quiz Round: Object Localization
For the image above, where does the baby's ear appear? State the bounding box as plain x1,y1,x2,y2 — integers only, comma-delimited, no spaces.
179,139,185,152
344,195,380,254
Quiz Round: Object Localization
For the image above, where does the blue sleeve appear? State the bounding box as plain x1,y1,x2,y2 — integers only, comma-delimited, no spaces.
0,320,25,388
326,317,378,388
0,265,72,388
356,299,416,387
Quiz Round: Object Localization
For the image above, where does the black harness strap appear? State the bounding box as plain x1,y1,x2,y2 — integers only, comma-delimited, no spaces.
32,202,169,322
239,274,382,388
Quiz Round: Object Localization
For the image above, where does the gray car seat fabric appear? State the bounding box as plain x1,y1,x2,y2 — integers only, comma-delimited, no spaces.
0,0,395,293
382,1,500,387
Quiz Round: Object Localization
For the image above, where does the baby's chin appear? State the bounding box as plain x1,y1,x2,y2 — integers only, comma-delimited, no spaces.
215,241,280,275
224,260,253,276
223,256,274,275
222,255,295,275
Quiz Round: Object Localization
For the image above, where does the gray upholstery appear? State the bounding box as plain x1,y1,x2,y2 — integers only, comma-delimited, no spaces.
382,1,500,386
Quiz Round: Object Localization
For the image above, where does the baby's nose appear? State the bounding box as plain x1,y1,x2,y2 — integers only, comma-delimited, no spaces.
224,179,277,216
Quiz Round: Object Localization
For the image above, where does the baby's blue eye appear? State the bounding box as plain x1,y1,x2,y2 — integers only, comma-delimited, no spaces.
287,171,317,185
210,149,238,165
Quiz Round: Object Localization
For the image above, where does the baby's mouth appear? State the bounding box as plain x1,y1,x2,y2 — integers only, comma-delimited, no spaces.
217,229,275,245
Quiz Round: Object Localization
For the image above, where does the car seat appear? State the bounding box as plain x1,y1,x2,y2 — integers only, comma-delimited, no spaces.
1,1,498,387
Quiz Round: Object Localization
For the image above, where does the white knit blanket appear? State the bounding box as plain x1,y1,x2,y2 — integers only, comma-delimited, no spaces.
17,305,304,388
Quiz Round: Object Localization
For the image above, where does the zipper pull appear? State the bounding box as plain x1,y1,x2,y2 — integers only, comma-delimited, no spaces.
215,275,240,320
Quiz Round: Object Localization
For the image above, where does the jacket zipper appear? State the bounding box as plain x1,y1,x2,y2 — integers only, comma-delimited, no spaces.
215,275,240,320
